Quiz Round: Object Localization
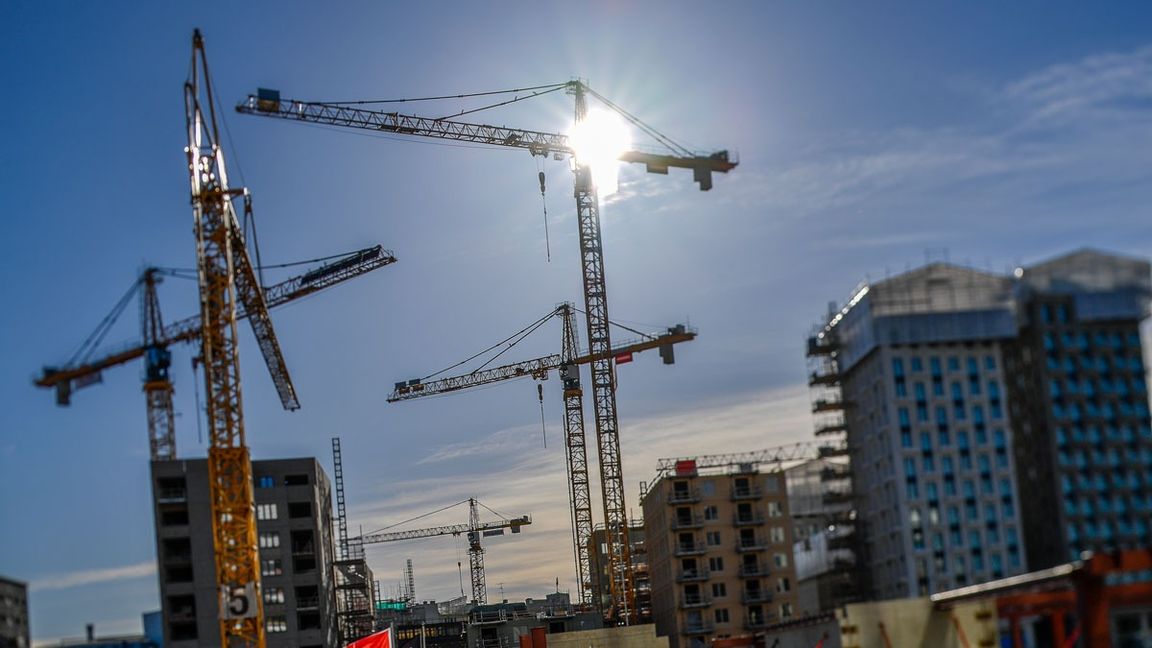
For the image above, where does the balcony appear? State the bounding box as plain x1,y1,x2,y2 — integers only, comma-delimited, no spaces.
812,399,847,413
744,616,771,630
730,486,762,501
823,490,852,506
741,590,773,604
819,444,849,458
808,371,840,387
732,512,765,526
676,568,710,583
680,594,712,609
815,422,847,436
674,542,706,557
735,538,766,552
668,489,702,505
296,596,320,610
683,622,716,636
821,466,851,482
671,515,705,530
738,562,769,578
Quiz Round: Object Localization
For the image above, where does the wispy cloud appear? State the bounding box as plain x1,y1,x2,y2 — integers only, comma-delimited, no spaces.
681,44,1152,236
30,561,156,592
1002,45,1152,129
416,424,542,465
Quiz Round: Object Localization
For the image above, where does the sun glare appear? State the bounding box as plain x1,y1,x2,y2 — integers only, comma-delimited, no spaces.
568,108,632,196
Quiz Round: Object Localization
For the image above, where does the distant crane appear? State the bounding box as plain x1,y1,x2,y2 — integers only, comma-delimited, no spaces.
238,80,734,623
353,498,531,605
36,245,395,460
388,303,695,607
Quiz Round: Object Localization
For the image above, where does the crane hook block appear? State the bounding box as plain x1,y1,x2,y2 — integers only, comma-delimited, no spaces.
538,171,546,195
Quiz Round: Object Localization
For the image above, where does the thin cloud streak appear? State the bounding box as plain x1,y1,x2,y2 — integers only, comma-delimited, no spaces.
30,561,156,592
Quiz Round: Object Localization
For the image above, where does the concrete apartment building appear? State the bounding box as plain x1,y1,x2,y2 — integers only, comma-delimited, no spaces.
641,462,798,648
0,576,29,648
151,457,339,647
809,249,1152,600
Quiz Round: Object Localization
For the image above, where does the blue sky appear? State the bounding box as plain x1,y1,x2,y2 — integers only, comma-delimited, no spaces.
2,2,1151,643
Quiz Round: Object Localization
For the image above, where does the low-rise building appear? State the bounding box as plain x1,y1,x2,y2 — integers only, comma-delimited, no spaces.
641,460,798,648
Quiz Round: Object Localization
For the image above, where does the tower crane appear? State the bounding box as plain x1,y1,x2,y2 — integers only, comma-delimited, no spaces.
237,80,734,623
387,304,695,609
188,29,301,647
35,245,396,460
352,498,531,606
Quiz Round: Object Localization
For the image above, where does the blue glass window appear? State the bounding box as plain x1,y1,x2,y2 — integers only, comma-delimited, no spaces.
915,383,926,400
904,458,917,477
930,357,942,376
939,429,951,447
957,431,970,450
901,430,912,448
911,357,923,372
893,358,905,376
942,457,954,475
985,355,996,370
948,356,960,372
920,433,932,451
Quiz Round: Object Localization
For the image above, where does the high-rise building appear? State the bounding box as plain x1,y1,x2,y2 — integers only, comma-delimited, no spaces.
151,457,339,647
1004,250,1152,568
808,249,1152,599
0,576,29,648
641,461,798,648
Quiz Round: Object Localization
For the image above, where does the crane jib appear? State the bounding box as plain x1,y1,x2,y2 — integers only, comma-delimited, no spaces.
238,91,737,190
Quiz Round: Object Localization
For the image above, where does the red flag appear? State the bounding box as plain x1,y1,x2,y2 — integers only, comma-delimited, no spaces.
348,627,393,648
615,352,633,365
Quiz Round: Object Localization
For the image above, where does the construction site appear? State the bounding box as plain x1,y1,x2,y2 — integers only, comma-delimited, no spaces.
6,7,1152,648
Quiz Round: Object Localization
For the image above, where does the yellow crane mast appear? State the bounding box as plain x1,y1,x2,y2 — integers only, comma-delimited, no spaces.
388,304,696,608
188,30,299,647
237,81,734,623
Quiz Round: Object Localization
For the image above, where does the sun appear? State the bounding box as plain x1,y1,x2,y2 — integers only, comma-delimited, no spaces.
568,108,632,196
